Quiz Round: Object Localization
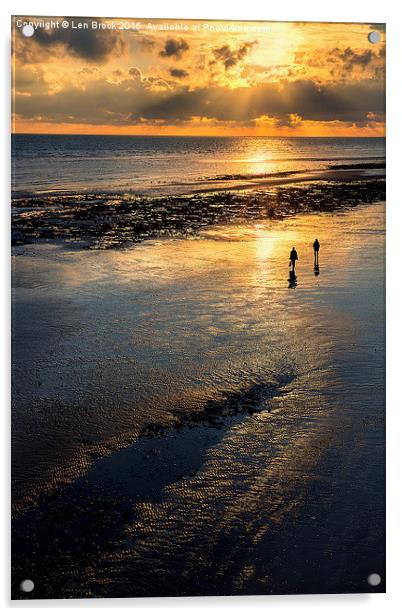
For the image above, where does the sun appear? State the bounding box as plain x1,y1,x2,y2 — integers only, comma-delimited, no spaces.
250,22,304,80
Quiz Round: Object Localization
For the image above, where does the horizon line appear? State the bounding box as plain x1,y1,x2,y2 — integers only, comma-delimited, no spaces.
11,132,386,139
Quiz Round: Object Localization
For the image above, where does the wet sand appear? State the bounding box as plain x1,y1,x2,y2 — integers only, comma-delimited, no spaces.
12,177,385,249
12,200,385,598
190,166,385,194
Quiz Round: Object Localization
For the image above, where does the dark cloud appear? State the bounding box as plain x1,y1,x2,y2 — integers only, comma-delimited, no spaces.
132,79,384,124
296,45,385,79
18,17,126,63
129,67,142,81
159,38,189,60
169,68,189,79
212,41,256,70
369,23,386,31
14,74,385,128
333,47,375,69
274,114,303,128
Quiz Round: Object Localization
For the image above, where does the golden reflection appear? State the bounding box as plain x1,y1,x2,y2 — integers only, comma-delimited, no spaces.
16,203,384,302
251,222,304,294
254,224,278,262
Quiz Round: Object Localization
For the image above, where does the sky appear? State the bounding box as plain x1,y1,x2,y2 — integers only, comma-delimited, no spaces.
12,17,386,136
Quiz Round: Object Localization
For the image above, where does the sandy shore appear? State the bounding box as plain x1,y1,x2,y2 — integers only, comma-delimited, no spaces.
12,198,385,598
190,166,385,194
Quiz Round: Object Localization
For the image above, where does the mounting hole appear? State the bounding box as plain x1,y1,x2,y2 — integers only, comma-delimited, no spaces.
367,573,381,587
22,24,35,38
20,579,34,593
368,31,380,44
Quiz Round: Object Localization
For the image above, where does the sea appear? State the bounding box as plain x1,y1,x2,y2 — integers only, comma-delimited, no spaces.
12,134,386,197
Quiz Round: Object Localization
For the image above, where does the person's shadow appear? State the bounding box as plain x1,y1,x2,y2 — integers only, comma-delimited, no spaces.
314,264,320,277
288,271,297,288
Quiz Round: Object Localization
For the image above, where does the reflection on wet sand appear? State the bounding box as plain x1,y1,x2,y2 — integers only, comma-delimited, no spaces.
288,271,297,288
12,201,385,598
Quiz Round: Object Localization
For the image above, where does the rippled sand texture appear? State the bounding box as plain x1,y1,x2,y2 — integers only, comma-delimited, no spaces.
12,201,385,598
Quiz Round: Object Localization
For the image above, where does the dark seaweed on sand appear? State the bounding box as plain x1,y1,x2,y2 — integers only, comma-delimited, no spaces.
12,179,385,250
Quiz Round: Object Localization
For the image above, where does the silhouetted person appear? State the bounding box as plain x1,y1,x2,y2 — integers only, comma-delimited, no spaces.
289,247,298,273
313,238,320,266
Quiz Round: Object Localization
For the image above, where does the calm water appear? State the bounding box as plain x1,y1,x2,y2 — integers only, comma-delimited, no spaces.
12,135,385,196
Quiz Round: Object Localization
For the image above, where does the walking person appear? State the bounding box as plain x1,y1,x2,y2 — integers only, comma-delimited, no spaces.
289,246,298,273
313,238,320,267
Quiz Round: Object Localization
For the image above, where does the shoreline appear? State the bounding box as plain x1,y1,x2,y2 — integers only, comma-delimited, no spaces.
11,163,385,201
190,167,385,194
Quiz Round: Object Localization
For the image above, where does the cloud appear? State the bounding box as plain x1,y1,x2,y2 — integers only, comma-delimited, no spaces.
332,47,375,69
169,68,189,79
295,45,385,79
273,113,303,128
129,67,142,81
14,72,385,129
159,38,189,60
212,41,256,70
128,79,384,125
13,65,47,97
369,23,386,32
16,17,127,63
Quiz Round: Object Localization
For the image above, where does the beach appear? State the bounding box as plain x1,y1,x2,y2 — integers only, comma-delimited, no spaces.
12,184,385,597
